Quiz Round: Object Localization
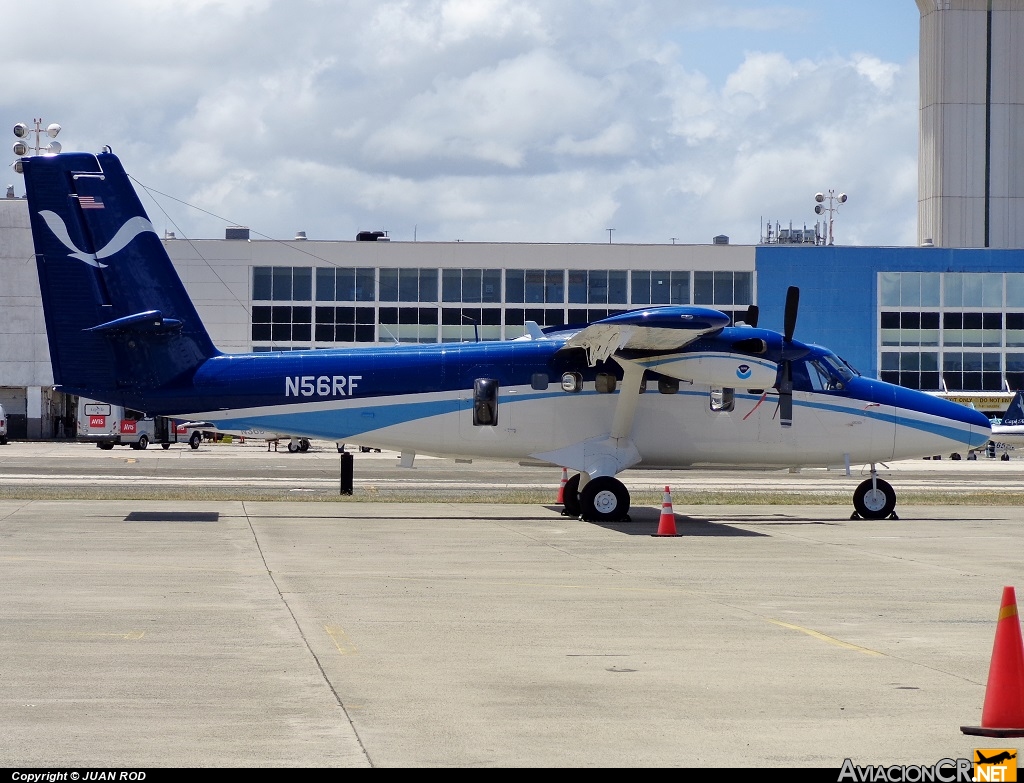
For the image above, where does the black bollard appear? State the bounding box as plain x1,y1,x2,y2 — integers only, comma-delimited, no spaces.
340,450,353,495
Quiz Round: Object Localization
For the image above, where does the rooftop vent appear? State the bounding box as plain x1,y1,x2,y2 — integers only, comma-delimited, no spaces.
294,231,307,241
713,234,729,245
921,238,934,247
225,226,250,240
356,230,389,242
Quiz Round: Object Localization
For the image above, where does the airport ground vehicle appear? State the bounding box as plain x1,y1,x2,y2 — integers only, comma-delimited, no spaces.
77,398,199,449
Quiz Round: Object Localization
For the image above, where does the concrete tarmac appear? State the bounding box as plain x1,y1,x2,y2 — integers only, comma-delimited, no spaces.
1,442,1023,767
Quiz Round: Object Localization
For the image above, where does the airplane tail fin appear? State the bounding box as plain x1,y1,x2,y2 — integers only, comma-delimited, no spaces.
21,151,218,404
1003,390,1024,426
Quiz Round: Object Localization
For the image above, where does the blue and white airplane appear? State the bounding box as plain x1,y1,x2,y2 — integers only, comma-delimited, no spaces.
21,150,991,521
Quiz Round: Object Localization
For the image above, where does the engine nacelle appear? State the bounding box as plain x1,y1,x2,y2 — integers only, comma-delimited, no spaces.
641,352,779,388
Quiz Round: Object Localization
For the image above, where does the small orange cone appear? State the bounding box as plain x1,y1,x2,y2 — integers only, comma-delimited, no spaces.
962,586,1024,737
556,467,568,504
653,486,681,537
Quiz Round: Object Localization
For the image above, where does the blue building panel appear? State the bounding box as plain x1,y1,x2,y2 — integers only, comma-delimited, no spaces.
754,245,1024,379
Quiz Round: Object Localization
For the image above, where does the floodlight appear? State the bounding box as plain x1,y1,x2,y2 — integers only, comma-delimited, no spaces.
13,123,28,138
814,204,823,214
839,193,848,203
13,140,28,156
814,193,824,203
45,141,61,154
12,160,24,174
46,123,61,138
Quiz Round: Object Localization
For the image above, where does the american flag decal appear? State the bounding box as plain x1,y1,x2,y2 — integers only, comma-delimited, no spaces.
79,196,104,209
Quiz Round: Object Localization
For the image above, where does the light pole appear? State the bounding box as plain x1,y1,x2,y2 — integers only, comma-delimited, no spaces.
814,190,847,245
12,119,62,173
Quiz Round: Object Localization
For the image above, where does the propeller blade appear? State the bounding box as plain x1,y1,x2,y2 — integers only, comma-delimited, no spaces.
783,286,799,343
745,304,759,328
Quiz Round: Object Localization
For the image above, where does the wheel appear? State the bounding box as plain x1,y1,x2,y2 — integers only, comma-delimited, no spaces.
136,434,149,450
189,431,201,449
561,473,582,517
950,452,961,460
98,442,114,450
161,442,171,450
853,478,897,520
299,439,310,452
579,476,630,522
288,440,299,453
1002,453,1011,461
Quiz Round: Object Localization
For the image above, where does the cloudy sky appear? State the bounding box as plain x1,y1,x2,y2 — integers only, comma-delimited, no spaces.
6,0,922,246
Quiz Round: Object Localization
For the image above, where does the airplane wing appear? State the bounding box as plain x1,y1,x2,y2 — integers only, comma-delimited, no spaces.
564,306,731,365
531,306,732,475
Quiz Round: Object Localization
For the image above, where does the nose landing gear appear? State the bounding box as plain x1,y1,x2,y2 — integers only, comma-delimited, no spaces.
851,464,898,520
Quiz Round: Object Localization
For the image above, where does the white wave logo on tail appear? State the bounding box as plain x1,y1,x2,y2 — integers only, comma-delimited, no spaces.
38,210,156,268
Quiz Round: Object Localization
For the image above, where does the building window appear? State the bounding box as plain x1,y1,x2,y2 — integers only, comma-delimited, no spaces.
568,270,629,305
694,271,752,307
631,270,690,305
507,269,564,304
315,306,376,343
253,266,312,302
443,269,502,304
316,267,376,302
252,305,312,345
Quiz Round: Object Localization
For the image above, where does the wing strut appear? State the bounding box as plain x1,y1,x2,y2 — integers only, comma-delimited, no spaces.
611,362,646,441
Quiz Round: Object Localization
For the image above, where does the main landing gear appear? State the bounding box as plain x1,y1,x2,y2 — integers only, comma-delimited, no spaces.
851,464,898,520
560,472,631,522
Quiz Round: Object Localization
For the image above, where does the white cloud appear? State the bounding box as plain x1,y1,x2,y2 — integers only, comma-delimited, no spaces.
4,0,922,246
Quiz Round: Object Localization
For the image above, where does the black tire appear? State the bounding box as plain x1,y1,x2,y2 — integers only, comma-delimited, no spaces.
299,439,310,452
853,478,897,520
98,442,114,450
950,452,962,460
189,432,202,450
288,440,299,453
579,476,630,522
136,434,149,450
561,472,582,517
161,442,171,450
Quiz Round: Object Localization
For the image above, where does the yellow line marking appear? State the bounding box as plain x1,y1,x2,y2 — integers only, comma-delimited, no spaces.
325,625,358,655
768,619,883,656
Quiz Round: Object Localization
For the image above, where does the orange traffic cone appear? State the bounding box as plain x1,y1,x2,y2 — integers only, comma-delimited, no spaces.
556,467,568,504
653,486,681,537
962,586,1024,737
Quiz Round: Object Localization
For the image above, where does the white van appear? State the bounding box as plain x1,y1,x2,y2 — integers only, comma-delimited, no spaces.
0,403,7,445
76,398,198,450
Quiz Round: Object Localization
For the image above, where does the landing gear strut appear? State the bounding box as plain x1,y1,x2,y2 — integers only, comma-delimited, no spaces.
852,465,898,520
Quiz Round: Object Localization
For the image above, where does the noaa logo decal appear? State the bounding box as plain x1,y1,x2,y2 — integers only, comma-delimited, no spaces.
38,210,156,268
736,364,752,380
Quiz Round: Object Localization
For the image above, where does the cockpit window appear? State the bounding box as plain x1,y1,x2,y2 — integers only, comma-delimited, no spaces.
791,356,848,393
820,352,855,381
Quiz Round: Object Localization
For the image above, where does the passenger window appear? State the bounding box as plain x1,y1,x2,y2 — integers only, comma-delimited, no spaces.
710,387,735,412
473,378,499,426
658,377,679,394
595,373,617,393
